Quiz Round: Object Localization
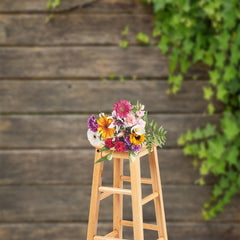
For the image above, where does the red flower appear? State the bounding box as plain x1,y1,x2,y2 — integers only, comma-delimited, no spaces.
115,141,125,152
105,138,115,148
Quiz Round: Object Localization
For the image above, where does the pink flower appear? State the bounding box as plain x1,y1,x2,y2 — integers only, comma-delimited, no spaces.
136,110,145,117
125,112,137,127
137,118,146,127
113,100,131,118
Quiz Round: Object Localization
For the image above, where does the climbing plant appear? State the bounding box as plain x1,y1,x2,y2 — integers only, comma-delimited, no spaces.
137,0,240,220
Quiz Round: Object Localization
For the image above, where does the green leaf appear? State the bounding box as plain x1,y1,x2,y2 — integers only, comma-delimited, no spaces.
119,40,128,49
46,0,52,10
98,145,110,152
158,35,169,54
136,32,150,45
121,25,129,36
209,70,220,86
223,65,237,82
216,83,228,102
208,103,215,115
109,73,116,79
52,0,60,8
225,145,239,166
177,134,185,145
203,87,214,100
185,129,193,141
203,123,216,138
95,152,112,164
215,52,226,68
216,31,230,50
193,127,203,140
207,136,225,159
220,112,239,140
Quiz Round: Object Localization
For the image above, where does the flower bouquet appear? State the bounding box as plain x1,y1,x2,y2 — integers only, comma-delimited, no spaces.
87,100,167,163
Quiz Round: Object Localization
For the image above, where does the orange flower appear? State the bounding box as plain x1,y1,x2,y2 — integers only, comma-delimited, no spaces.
97,115,115,139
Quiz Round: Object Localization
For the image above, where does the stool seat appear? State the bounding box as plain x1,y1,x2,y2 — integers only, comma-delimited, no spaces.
87,144,168,240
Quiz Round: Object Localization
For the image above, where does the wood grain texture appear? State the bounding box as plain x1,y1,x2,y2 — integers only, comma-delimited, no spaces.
0,185,239,222
0,149,208,185
0,80,223,113
0,0,151,13
0,222,239,240
0,114,219,148
0,222,240,240
0,14,154,45
0,47,169,78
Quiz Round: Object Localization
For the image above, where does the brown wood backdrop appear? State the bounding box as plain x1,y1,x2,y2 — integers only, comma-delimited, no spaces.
0,0,239,239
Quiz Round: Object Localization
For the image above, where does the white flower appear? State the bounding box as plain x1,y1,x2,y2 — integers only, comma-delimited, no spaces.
99,112,105,118
131,125,145,135
87,129,103,146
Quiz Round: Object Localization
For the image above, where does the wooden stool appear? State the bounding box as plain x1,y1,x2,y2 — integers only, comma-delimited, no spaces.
87,144,168,240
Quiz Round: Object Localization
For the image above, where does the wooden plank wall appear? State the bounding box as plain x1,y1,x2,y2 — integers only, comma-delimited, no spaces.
0,0,239,239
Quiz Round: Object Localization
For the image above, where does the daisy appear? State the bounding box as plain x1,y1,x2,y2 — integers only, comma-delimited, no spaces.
97,115,115,139
87,129,103,146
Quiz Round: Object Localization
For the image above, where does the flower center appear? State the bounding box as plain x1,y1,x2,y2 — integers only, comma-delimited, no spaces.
105,124,108,129
135,135,140,140
120,106,125,112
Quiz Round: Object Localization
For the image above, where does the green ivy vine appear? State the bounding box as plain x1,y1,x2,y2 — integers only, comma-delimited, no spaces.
137,0,240,220
45,0,240,220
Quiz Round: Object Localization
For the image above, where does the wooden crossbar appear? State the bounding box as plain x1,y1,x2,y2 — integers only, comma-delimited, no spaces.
94,236,127,240
100,192,112,201
142,192,159,205
120,175,152,184
120,220,158,231
99,186,132,195
105,230,118,237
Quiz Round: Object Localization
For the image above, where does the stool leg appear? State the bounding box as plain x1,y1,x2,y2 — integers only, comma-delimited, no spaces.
149,146,168,240
87,150,104,240
130,156,144,240
113,158,123,238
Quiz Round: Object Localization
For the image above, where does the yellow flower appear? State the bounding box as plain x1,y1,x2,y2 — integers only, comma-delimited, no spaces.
129,133,146,145
97,115,115,139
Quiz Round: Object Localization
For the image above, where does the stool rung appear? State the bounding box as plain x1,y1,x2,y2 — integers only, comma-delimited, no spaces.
99,186,132,195
142,192,159,205
120,175,152,184
94,236,127,240
100,192,112,201
121,220,158,231
105,230,117,237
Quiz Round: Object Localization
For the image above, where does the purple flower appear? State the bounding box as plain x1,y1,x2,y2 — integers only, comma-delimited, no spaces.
88,115,98,132
131,144,141,153
125,135,131,146
124,145,130,152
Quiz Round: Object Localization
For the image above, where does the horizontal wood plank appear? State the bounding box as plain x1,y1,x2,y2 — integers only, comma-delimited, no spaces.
0,80,223,113
0,47,169,78
0,222,239,240
0,185,239,222
0,114,219,148
0,14,154,45
0,149,212,185
0,0,151,13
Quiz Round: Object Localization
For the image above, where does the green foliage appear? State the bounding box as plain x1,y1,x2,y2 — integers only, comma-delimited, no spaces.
136,32,151,45
121,25,129,36
119,40,129,49
140,0,240,220
45,0,61,23
143,112,167,153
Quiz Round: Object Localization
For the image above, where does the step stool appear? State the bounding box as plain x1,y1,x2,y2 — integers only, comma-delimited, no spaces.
87,144,168,240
